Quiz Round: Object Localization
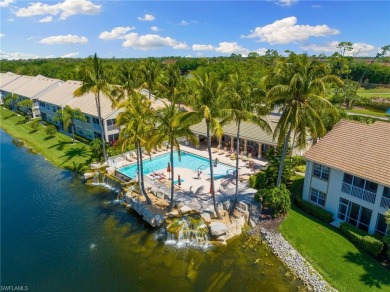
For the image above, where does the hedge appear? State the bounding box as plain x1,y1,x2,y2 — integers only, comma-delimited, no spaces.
295,196,333,223
340,222,384,257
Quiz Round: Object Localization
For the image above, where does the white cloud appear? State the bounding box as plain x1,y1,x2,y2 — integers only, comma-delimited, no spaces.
0,34,5,38
122,33,187,50
138,13,155,21
192,44,214,51
275,0,298,7
61,52,79,58
151,26,159,32
40,34,88,44
0,50,42,60
39,16,53,23
0,0,14,8
179,20,189,26
243,16,339,44
99,27,135,40
301,41,376,56
254,48,268,56
15,0,101,20
215,42,250,56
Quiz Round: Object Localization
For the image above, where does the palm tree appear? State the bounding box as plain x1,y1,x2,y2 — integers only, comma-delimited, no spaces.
154,64,198,211
140,58,160,100
16,99,33,120
116,93,155,205
266,54,343,188
74,53,113,161
111,62,142,107
53,105,86,143
4,93,19,111
181,72,225,219
222,73,272,214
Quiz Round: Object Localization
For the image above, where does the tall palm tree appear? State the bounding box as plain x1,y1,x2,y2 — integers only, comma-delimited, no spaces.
74,53,113,161
111,62,142,107
154,64,198,211
116,93,155,205
4,93,19,111
53,105,86,143
222,73,272,214
181,72,225,219
141,58,160,100
266,54,343,188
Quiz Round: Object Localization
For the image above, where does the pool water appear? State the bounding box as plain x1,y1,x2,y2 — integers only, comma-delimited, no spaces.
118,151,235,179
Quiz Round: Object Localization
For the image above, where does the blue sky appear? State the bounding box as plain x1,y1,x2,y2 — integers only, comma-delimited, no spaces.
0,0,389,59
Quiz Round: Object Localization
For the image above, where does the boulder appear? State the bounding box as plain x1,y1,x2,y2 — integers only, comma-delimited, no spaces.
200,212,212,223
84,172,95,180
203,206,217,218
175,201,184,209
179,205,192,215
90,163,101,170
132,201,146,216
209,222,228,237
187,198,202,212
143,208,165,227
222,200,231,211
106,167,115,176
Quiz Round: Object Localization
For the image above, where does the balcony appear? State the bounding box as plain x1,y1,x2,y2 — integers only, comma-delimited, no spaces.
92,124,101,131
341,182,376,204
380,196,390,209
107,125,118,132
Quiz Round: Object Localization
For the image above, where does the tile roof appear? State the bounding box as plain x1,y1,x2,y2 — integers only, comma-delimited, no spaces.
304,120,390,187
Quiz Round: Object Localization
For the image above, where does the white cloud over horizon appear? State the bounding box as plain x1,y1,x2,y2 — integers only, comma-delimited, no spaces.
0,50,43,60
15,0,101,20
40,34,88,44
0,34,5,38
99,27,135,40
0,0,14,8
122,33,188,50
301,41,376,56
243,16,340,44
193,42,268,57
61,52,80,58
138,13,155,21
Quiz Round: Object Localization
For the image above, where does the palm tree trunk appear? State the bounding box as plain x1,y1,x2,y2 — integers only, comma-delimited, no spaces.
71,123,75,143
276,127,292,188
96,92,107,161
169,135,175,212
206,122,222,219
138,141,152,205
230,120,241,216
136,141,142,194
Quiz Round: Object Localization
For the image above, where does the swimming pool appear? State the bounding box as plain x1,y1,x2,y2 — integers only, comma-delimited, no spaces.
117,151,235,179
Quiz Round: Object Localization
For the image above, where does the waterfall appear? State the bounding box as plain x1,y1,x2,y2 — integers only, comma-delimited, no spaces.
90,172,122,192
164,216,211,249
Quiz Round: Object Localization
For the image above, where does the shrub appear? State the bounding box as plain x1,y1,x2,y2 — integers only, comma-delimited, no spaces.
249,175,257,188
45,125,57,137
294,165,306,173
261,184,291,217
74,133,91,144
29,120,40,132
340,222,384,257
290,156,306,167
383,235,390,259
295,196,333,223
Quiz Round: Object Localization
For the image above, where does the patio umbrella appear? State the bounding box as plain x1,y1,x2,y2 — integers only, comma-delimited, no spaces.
178,174,181,186
167,162,171,179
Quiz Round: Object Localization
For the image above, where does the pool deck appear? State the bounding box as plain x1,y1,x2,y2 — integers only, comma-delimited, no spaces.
114,144,268,206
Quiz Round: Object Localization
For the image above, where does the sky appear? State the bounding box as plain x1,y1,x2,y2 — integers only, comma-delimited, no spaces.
0,0,389,60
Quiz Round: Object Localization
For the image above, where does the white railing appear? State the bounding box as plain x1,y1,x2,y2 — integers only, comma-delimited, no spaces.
380,196,390,209
107,125,117,132
341,182,376,204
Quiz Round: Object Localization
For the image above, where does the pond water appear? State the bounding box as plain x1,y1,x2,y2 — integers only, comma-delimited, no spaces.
0,130,303,291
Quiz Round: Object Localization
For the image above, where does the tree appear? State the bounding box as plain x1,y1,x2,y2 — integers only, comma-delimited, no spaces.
266,54,343,188
90,138,103,160
45,124,57,137
16,99,33,120
30,119,40,132
4,93,19,111
116,93,155,205
221,73,271,215
74,53,114,160
259,184,291,217
141,58,160,100
154,64,198,211
54,105,86,143
111,62,142,107
180,72,225,219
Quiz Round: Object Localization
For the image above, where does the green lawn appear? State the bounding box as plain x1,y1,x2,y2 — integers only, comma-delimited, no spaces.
357,88,390,99
280,178,390,291
0,106,93,172
347,107,390,118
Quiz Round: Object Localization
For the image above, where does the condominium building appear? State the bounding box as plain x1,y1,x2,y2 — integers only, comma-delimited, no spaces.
302,120,390,235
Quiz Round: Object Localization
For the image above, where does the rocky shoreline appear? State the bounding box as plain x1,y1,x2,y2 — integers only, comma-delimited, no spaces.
259,227,337,292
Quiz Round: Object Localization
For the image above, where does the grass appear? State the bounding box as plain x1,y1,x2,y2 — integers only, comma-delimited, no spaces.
280,176,390,292
347,107,390,118
357,88,390,99
0,106,94,172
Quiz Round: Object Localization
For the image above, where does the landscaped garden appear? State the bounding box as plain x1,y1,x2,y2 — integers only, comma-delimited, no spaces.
0,106,93,172
280,176,390,292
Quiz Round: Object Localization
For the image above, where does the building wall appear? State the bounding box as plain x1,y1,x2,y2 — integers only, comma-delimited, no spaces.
303,160,389,234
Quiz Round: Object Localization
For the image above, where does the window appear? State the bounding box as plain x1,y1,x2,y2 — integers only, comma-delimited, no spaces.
337,197,373,232
39,102,46,108
341,173,378,203
108,133,119,143
86,130,93,139
93,117,100,125
343,173,353,184
76,126,83,135
47,105,51,111
85,115,91,124
381,187,390,208
94,132,101,139
310,188,326,206
106,119,115,126
375,214,388,236
384,187,390,198
313,163,329,180
41,113,47,121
